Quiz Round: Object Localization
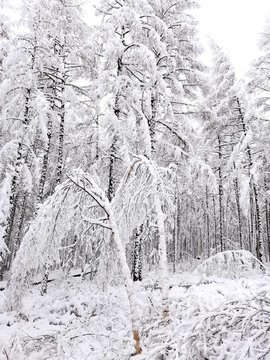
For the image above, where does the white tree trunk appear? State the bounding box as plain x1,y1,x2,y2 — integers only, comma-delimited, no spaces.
103,198,141,354
155,195,170,326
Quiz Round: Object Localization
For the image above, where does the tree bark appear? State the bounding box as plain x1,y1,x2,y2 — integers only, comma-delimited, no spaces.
218,135,224,252
266,198,270,261
212,195,218,253
55,104,65,187
108,54,122,202
108,135,117,202
173,187,179,272
148,86,157,152
155,194,170,326
235,97,264,262
205,184,210,257
253,183,264,262
132,225,143,282
37,117,52,203
234,173,243,249
103,197,141,354
3,88,31,271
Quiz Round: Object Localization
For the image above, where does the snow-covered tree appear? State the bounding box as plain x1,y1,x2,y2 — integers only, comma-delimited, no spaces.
0,0,96,274
247,15,270,261
0,27,46,271
21,0,95,196
8,154,177,353
197,42,266,262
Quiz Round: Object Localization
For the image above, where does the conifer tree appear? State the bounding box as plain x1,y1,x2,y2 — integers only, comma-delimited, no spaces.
0,27,45,270
200,42,265,262
248,15,270,260
0,0,95,274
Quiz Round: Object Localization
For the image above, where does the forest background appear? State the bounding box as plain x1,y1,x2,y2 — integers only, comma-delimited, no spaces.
1,0,270,359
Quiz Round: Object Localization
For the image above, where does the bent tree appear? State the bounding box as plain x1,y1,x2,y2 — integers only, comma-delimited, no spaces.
8,170,141,355
113,156,176,325
7,157,176,353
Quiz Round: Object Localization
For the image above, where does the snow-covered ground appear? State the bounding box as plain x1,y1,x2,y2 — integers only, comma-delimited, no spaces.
0,258,270,359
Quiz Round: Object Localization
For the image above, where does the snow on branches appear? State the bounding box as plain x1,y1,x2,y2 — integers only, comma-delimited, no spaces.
113,155,176,242
7,172,109,309
182,293,270,359
7,157,177,354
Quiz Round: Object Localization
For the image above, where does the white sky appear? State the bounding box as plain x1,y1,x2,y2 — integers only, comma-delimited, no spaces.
193,0,270,78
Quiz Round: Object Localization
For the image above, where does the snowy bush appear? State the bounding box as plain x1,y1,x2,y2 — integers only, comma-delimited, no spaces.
0,279,136,360
194,250,266,279
181,293,270,359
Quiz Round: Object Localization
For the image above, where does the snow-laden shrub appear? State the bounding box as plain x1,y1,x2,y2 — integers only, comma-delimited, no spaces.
0,279,136,360
194,250,266,279
181,293,270,359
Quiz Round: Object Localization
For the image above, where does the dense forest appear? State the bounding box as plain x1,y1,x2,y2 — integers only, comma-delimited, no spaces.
1,0,270,359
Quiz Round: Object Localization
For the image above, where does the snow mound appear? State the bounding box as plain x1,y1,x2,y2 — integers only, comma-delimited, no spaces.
194,250,266,279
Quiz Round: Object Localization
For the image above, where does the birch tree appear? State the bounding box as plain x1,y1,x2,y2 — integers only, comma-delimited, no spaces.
91,0,204,284
7,171,143,354
113,156,176,324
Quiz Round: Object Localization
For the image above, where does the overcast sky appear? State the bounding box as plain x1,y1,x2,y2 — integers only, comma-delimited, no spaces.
193,0,270,78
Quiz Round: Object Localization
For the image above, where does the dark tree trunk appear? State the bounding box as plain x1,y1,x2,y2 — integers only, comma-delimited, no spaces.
266,199,270,261
235,97,264,262
56,104,65,187
40,264,50,296
108,135,117,202
2,89,31,273
108,55,122,201
148,86,157,152
37,117,52,203
212,195,218,253
234,174,243,249
253,184,264,262
132,225,143,282
8,192,28,268
218,135,224,252
173,187,179,272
